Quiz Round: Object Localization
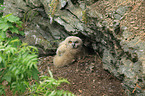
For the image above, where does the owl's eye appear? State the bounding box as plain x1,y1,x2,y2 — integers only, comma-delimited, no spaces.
68,41,72,43
75,41,78,43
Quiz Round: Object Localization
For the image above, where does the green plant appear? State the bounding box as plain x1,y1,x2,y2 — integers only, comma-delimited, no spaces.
0,5,4,10
25,70,75,96
0,12,39,95
0,3,5,18
49,0,59,23
82,9,88,24
0,13,24,42
0,39,39,95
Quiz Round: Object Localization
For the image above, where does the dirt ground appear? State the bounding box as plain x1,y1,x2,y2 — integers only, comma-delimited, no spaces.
38,54,126,96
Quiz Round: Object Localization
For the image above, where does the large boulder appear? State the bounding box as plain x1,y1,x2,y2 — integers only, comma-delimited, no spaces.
4,0,145,95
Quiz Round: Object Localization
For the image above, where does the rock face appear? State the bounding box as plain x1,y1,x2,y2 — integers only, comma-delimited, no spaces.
4,0,145,95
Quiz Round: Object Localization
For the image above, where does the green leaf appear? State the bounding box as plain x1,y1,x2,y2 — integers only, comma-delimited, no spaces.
49,90,56,96
0,31,6,40
2,13,12,19
18,31,25,36
9,27,19,34
15,70,19,75
3,75,11,82
0,85,6,96
15,21,22,27
48,70,53,78
9,38,21,48
31,68,39,80
0,56,2,63
6,15,20,23
10,39,20,43
0,6,5,10
0,23,9,31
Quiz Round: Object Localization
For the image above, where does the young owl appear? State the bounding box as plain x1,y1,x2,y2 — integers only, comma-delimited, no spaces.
53,36,83,67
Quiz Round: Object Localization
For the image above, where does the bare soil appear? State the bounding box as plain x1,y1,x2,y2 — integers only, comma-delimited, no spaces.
38,54,126,96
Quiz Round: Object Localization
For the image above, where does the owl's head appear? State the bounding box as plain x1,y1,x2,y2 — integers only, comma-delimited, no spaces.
65,36,83,49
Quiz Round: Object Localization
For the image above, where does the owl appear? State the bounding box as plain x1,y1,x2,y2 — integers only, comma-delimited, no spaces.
53,36,83,67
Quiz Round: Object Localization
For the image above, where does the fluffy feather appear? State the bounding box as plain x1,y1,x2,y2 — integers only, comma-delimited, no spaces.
53,36,83,67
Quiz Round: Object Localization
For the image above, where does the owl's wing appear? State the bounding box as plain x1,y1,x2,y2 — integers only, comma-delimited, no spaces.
56,44,66,56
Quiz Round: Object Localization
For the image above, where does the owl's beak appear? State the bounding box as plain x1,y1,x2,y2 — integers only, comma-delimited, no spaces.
72,43,76,48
